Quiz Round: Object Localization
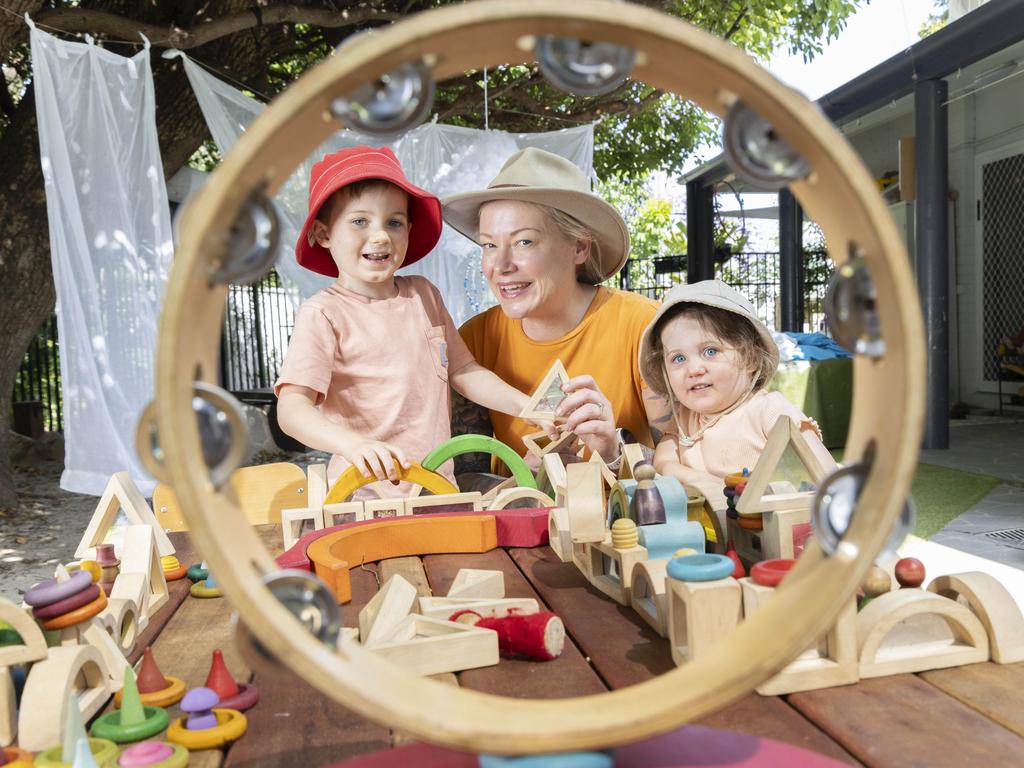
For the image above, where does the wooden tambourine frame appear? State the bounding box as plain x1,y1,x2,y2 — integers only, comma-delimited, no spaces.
154,0,924,754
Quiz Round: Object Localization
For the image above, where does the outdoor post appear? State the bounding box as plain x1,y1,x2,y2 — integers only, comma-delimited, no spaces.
914,78,949,450
685,179,715,283
778,189,804,332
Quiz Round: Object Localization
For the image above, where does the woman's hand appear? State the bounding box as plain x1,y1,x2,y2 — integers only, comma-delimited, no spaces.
555,374,619,463
341,439,410,482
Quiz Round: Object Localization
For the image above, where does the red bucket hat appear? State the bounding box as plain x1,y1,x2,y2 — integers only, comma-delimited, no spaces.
295,145,443,277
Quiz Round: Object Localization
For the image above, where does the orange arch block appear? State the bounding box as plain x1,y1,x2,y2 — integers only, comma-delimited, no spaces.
306,515,498,603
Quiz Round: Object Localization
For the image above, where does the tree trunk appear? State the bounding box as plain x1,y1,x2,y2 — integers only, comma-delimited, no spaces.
0,20,267,507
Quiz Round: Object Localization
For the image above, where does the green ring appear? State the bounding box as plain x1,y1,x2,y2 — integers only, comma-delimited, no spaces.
422,434,536,490
91,706,169,743
187,564,209,582
35,738,119,767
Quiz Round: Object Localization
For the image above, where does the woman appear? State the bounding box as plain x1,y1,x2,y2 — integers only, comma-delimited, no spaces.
442,147,672,471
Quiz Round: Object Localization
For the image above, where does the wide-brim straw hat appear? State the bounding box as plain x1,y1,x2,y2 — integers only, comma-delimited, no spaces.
441,147,629,282
639,279,780,399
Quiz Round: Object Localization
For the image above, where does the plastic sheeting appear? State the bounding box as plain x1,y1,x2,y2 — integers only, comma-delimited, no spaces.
30,24,172,495
170,50,594,325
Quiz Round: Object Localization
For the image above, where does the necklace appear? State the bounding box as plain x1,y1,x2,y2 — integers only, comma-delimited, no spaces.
678,413,723,447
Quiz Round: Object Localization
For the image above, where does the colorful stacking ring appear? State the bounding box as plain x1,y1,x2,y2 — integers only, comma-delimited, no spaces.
2,746,34,767
666,553,736,582
186,564,209,582
736,515,763,531
40,589,108,630
190,580,223,599
723,471,749,488
91,704,169,743
723,486,737,499
114,675,187,709
751,559,796,587
68,559,103,583
726,508,738,520
216,682,260,712
32,583,101,620
24,569,92,607
166,709,247,749
34,738,119,767
112,740,190,768
164,565,188,581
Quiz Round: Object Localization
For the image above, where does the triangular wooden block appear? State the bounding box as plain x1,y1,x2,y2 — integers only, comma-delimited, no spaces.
736,420,829,517
117,525,168,619
369,615,499,676
416,596,538,621
519,360,570,423
521,429,578,460
447,569,505,600
76,472,174,560
359,575,417,647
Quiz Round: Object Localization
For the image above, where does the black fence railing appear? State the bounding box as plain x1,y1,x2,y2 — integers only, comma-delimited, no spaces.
12,253,834,435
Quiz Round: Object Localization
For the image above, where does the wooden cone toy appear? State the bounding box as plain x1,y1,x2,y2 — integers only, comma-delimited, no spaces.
115,646,186,708
138,647,169,692
726,542,746,579
204,649,259,711
72,736,98,768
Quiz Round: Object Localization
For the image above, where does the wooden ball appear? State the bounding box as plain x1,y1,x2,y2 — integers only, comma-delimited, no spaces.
894,557,926,588
634,461,656,482
860,565,891,598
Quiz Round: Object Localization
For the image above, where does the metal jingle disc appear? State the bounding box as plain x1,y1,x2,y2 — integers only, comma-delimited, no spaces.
535,35,636,96
722,100,811,190
210,189,281,286
330,61,435,138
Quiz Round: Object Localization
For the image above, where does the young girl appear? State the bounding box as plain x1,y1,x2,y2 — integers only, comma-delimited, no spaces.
274,146,531,493
639,280,836,520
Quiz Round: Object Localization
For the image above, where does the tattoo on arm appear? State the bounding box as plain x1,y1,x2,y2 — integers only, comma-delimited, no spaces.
450,389,494,474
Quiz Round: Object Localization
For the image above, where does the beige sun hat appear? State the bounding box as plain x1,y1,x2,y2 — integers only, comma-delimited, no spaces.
639,279,780,399
441,147,630,282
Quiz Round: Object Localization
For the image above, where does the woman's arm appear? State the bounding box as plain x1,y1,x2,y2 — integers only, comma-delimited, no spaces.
276,384,409,481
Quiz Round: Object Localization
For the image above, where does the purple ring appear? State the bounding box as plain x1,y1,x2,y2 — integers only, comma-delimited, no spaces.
32,583,101,620
24,570,93,608
216,682,260,712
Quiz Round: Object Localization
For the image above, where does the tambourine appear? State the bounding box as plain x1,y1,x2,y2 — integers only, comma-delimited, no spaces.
146,0,924,754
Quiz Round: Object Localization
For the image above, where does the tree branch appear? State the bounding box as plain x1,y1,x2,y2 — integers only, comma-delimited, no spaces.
31,4,400,49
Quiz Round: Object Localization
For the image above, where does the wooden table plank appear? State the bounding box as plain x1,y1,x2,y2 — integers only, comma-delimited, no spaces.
423,549,607,699
379,556,432,597
126,531,198,664
509,546,859,765
789,673,1024,767
921,661,1024,739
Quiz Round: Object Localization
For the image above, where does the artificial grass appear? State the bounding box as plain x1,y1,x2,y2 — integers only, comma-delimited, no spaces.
828,450,1001,539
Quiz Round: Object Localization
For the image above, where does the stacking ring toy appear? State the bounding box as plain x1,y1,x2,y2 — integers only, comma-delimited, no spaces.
32,583,101,620
24,569,92,607
40,589,107,630
150,0,924,754
68,560,103,582
114,676,187,709
323,461,457,505
2,746,34,766
92,705,169,743
751,559,797,588
422,434,537,490
666,554,736,583
186,563,209,582
165,709,247,749
110,741,190,768
33,738,118,767
736,515,764,531
190,580,224,599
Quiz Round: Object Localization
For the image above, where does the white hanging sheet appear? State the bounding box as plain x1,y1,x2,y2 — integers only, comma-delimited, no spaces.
31,24,172,496
171,50,593,325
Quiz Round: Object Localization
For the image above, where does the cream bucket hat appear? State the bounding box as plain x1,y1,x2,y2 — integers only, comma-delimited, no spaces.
441,147,630,282
639,280,780,399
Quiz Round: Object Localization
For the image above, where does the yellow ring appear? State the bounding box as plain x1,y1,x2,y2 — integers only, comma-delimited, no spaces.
114,675,187,708
166,709,247,749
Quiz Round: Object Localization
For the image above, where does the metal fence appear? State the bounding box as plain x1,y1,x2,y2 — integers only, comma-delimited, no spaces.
12,253,833,434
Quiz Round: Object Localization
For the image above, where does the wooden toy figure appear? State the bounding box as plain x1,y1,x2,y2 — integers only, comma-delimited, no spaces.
631,462,666,525
95,544,120,597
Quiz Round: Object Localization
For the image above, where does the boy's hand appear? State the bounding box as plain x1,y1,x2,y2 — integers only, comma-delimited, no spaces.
342,440,410,482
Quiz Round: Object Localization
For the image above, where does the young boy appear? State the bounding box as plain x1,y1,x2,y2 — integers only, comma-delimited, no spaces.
275,146,530,491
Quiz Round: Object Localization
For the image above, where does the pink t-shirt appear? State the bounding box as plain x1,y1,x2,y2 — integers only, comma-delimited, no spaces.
274,275,473,491
670,390,836,511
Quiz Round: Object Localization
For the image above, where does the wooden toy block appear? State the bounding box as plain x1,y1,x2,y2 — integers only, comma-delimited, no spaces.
340,626,360,645
727,518,762,568
856,588,990,678
306,515,498,603
735,419,828,517
667,576,742,665
307,463,327,512
119,524,168,617
17,644,110,751
519,359,570,423
566,461,606,544
324,501,363,527
761,507,812,561
406,491,484,515
927,571,1024,664
0,597,48,665
521,428,578,460
155,462,310,531
618,442,648,481
588,537,648,606
359,575,418,647
740,578,858,695
97,596,140,655
325,462,458,506
571,541,594,581
548,507,572,563
110,572,149,631
80,618,132,692
0,667,14,747
589,450,619,497
480,476,517,503
76,471,174,560
448,569,505,599
630,559,669,637
363,497,410,519
416,596,539,621
368,615,499,676
537,452,569,505
281,505,326,551
487,487,555,511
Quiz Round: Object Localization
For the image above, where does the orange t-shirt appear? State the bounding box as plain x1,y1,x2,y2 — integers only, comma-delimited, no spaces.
460,287,658,457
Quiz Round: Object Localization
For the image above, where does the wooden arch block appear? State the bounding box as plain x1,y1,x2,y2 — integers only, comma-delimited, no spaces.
857,589,990,678
589,536,648,606
630,559,669,637
0,598,48,666
487,487,555,511
0,667,14,747
927,571,1024,664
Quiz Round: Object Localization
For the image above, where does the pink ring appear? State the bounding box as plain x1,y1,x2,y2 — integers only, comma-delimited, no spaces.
24,570,93,607
216,683,260,712
32,583,101,619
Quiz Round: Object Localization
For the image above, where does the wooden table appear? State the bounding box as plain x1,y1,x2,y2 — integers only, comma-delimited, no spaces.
142,528,1024,768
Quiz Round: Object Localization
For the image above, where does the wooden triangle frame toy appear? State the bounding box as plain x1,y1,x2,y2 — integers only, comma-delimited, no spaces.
76,471,174,559
368,615,499,676
522,428,578,460
519,359,570,423
735,419,829,516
